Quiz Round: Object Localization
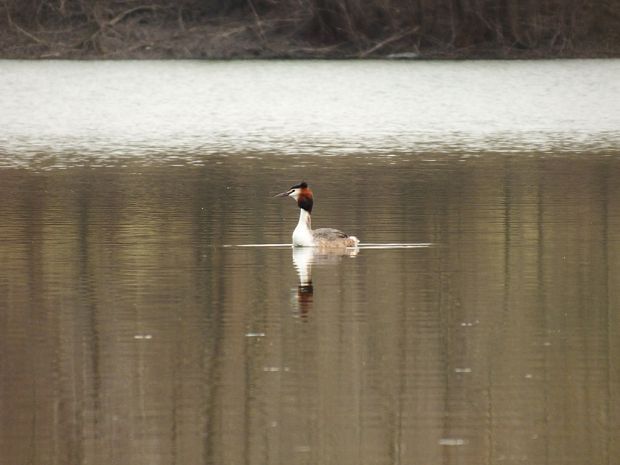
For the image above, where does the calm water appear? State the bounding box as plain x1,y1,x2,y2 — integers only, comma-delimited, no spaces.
1,60,620,465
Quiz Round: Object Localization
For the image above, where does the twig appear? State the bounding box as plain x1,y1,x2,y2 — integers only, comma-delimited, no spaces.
82,4,163,53
359,27,419,58
108,5,162,28
288,42,347,54
103,41,155,58
213,25,251,40
12,22,47,44
177,6,186,32
3,2,48,45
247,0,266,42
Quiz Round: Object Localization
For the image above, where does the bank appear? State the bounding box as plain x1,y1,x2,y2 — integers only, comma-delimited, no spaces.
1,2,619,59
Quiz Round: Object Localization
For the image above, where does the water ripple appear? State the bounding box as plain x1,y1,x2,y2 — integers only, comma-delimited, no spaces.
1,60,619,167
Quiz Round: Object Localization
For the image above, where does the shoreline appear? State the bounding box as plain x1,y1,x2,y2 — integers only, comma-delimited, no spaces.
1,14,618,60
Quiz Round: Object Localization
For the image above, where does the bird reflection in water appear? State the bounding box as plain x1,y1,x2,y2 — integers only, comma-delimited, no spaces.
291,246,359,318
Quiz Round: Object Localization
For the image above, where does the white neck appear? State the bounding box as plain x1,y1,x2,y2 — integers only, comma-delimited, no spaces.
298,208,311,229
292,208,314,246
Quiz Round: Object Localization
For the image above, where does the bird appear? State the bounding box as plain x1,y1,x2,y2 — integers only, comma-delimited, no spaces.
274,181,360,248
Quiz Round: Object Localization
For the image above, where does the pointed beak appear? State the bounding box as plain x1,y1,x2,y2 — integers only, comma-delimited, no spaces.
273,190,291,198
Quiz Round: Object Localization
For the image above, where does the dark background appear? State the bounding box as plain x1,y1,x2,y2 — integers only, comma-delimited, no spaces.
2,0,619,58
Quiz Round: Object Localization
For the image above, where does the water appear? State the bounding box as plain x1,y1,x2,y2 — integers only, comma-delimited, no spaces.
1,60,620,465
1,60,619,158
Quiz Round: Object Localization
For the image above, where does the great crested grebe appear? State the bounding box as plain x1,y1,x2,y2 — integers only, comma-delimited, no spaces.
275,182,360,248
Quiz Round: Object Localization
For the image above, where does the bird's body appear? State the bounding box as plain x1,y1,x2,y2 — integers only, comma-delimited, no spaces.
275,182,360,248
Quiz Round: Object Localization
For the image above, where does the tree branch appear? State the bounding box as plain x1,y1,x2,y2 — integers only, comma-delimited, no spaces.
359,27,419,57
3,2,48,46
108,5,163,28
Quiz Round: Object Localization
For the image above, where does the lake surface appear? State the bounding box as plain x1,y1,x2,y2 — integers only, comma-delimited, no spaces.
1,60,620,465
1,60,620,158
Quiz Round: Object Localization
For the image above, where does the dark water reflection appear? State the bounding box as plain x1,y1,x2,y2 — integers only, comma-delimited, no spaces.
1,153,619,465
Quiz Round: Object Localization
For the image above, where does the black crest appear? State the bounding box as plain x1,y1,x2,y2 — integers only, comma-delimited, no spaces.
291,181,308,189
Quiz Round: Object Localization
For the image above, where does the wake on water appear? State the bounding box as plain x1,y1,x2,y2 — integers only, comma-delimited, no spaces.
222,243,432,249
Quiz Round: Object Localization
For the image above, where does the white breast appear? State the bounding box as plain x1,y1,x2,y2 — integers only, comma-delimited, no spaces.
292,223,314,246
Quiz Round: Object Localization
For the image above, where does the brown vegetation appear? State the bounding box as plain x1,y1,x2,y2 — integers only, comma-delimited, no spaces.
1,0,619,58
